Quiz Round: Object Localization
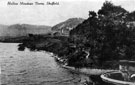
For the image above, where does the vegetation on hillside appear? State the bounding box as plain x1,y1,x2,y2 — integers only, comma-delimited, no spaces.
52,18,84,36
70,1,135,67
18,1,135,69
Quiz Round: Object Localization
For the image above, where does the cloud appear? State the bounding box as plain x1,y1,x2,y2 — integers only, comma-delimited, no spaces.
0,0,134,26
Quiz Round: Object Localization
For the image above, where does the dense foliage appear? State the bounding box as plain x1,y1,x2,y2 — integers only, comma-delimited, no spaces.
70,1,135,67
19,1,135,69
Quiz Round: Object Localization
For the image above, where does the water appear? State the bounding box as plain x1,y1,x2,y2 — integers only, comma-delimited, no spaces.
0,43,89,85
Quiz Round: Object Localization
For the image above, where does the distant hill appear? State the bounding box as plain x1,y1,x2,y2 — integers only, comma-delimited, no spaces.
0,24,51,38
0,24,9,36
52,18,84,36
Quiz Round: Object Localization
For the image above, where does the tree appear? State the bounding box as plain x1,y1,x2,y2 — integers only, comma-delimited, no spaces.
98,1,128,16
89,11,97,18
70,1,135,68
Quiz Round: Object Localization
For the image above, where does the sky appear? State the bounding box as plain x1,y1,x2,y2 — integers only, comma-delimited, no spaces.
0,0,135,26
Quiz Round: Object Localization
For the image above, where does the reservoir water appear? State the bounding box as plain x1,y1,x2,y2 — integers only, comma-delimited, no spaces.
0,43,89,85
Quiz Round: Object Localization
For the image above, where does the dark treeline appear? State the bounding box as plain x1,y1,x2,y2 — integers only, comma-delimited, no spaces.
19,1,135,69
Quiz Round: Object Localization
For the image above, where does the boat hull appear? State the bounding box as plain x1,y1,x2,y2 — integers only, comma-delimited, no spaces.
101,71,135,85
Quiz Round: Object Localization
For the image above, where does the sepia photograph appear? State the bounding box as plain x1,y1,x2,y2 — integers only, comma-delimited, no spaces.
0,0,135,85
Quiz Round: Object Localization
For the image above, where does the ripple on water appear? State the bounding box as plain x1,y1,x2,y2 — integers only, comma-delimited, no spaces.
0,43,89,85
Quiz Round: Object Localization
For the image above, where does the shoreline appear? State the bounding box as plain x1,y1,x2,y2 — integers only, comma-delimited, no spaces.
62,65,117,76
53,54,117,75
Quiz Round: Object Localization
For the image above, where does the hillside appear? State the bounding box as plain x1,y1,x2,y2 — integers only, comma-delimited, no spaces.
52,18,84,36
18,1,135,69
70,1,135,65
0,24,51,37
0,24,9,36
